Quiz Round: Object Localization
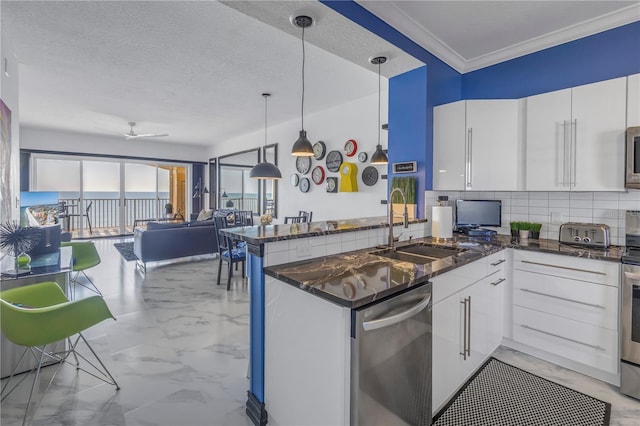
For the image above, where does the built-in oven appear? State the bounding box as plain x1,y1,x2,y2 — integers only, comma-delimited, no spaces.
626,126,640,189
621,263,640,399
621,210,640,400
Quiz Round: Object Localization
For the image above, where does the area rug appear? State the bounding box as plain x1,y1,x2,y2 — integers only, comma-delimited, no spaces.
113,242,138,261
432,358,610,426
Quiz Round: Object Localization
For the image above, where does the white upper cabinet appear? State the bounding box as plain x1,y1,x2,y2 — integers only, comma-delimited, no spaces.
526,77,627,191
433,101,466,190
628,73,640,127
433,99,521,191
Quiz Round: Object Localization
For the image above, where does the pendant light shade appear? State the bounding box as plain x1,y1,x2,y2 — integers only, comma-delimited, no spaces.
250,93,282,180
291,15,315,156
370,56,389,165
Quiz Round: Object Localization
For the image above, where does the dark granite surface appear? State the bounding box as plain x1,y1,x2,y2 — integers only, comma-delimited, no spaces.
264,234,625,309
220,216,428,245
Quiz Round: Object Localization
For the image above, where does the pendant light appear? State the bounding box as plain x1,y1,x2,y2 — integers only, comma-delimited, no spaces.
291,15,314,156
250,93,282,179
370,56,389,165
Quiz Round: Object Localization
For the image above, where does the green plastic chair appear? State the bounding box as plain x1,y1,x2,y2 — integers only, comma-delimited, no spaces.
61,241,102,298
0,281,119,426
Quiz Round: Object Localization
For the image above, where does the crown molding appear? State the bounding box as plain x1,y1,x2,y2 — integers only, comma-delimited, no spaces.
356,1,467,72
463,4,640,73
357,2,640,74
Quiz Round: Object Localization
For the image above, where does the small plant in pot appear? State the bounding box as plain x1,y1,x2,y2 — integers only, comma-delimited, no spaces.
510,221,520,239
530,223,542,239
518,222,534,239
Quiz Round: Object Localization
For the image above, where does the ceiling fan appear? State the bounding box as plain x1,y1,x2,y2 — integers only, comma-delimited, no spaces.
123,121,168,140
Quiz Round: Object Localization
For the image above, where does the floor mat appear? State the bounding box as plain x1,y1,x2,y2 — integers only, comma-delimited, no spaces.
432,357,610,426
113,242,137,261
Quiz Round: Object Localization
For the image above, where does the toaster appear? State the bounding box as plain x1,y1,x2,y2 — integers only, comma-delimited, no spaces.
558,222,610,248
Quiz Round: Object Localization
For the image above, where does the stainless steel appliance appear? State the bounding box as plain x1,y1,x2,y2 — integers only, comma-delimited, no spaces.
558,222,610,248
626,126,640,189
351,283,432,426
622,210,640,400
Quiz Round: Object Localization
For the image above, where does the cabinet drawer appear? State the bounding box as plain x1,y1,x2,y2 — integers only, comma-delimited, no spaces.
513,270,618,330
513,306,618,374
513,250,619,287
486,251,507,275
432,259,487,303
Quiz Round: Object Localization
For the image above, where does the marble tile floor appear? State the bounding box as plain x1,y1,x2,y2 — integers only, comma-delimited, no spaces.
1,237,639,425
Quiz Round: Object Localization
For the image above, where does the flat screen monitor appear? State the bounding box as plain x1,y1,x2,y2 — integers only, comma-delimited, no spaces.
19,191,59,227
455,200,502,228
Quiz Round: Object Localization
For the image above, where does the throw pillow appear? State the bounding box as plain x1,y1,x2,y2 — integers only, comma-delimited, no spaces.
196,209,213,221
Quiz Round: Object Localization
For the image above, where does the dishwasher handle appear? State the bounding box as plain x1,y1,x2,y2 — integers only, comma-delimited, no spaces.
362,294,432,331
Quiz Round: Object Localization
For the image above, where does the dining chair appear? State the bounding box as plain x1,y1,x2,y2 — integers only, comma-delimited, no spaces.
61,241,102,299
213,215,246,290
236,210,254,226
284,216,306,224
298,211,313,223
0,281,119,426
57,201,69,230
67,201,93,234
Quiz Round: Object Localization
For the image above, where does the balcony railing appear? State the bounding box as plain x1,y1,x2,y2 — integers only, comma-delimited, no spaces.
61,198,170,230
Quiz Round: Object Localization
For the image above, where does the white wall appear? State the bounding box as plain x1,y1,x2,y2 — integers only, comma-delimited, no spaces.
1,24,20,222
20,126,210,163
426,190,640,247
210,89,389,222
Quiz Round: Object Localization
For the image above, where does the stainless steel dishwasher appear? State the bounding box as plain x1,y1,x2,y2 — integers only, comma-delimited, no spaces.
351,282,432,426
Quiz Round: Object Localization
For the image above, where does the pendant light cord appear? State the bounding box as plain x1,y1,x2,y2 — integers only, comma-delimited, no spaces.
264,94,268,149
377,61,381,147
301,25,306,131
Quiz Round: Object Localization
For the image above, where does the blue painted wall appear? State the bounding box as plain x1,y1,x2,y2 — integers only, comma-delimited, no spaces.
389,67,428,214
462,21,640,100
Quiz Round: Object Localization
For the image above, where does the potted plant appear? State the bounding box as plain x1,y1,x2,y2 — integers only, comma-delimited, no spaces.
530,223,542,239
518,222,532,239
510,221,520,239
390,176,417,219
165,203,173,215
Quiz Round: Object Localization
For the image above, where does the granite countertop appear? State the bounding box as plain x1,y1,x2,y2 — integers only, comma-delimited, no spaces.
220,216,428,245
264,234,625,309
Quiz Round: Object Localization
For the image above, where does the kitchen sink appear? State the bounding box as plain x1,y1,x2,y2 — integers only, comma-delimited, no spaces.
396,244,467,259
372,244,466,265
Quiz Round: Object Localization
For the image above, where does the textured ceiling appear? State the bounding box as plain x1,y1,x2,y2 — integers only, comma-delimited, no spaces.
1,1,422,147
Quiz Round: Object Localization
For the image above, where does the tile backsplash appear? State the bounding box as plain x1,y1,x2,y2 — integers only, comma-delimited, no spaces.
425,190,640,247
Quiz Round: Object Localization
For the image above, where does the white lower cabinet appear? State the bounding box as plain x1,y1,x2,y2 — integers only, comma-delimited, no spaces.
511,250,620,383
432,251,506,413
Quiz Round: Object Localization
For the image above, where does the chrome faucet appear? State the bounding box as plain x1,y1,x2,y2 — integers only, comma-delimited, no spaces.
388,188,409,250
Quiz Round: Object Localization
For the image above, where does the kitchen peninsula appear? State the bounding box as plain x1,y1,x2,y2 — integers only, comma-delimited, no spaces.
222,217,625,426
221,216,430,425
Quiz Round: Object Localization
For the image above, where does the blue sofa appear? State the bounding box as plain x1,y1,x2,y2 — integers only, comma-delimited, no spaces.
133,220,218,270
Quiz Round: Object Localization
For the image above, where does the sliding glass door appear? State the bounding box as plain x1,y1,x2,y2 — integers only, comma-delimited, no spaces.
32,154,187,236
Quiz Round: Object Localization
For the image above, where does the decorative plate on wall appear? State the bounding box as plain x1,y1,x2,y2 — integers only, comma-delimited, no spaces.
344,139,358,157
313,141,326,161
299,177,311,193
290,174,299,187
296,156,312,175
311,166,325,185
326,177,338,193
326,150,343,172
362,166,379,186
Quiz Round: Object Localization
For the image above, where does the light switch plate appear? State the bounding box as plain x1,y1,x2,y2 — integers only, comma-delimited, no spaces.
550,211,564,224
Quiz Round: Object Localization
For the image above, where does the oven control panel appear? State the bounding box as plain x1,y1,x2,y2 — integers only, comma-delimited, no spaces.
559,222,610,248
